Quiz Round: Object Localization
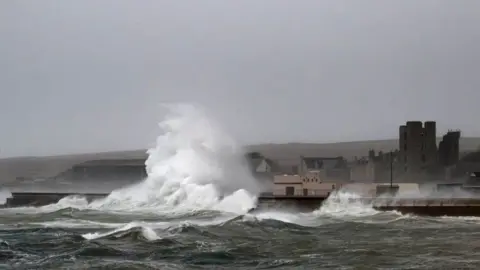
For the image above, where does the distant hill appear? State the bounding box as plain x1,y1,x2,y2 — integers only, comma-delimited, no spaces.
246,137,480,160
0,150,148,184
1,137,480,183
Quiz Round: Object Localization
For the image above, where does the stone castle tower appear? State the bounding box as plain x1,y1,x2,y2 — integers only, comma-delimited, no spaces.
398,121,437,173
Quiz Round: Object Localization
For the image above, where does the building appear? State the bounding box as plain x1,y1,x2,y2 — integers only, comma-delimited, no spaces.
272,172,346,196
248,157,274,173
396,121,465,182
60,159,147,181
272,156,349,196
299,156,350,181
246,156,275,191
273,174,303,196
398,121,438,173
301,171,344,196
366,150,396,183
349,150,398,183
438,130,461,167
349,157,371,182
270,158,301,175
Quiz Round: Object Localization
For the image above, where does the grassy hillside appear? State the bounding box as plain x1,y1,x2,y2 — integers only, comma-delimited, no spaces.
1,137,479,183
247,137,480,159
0,150,148,184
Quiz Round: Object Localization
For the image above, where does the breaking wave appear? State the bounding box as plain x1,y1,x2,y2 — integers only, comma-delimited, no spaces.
314,190,379,217
90,103,258,214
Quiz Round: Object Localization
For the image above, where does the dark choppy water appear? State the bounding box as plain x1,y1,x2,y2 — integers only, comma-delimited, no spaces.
2,198,480,269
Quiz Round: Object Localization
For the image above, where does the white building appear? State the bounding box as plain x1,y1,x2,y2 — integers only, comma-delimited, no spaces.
273,171,346,196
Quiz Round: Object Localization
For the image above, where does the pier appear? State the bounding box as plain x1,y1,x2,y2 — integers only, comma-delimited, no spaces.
252,196,480,217
3,192,480,217
2,192,108,208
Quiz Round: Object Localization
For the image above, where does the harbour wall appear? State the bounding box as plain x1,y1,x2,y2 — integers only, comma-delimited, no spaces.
1,192,107,208
4,192,480,217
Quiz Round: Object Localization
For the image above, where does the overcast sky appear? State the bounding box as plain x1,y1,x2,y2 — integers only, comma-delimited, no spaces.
1,1,479,157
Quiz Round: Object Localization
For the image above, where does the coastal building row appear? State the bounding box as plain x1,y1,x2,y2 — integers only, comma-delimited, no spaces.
250,121,476,197
56,120,471,197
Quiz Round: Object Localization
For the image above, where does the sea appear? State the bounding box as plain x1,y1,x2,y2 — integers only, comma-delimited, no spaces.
1,104,480,269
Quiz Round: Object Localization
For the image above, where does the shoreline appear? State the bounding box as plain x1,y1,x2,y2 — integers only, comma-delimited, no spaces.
4,191,480,217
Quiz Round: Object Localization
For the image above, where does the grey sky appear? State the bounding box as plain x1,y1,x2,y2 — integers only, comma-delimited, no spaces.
1,1,479,157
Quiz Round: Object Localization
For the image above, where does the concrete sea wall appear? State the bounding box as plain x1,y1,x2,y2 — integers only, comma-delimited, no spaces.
1,192,108,208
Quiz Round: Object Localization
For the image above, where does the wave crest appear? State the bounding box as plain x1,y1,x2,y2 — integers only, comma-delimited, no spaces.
86,103,259,214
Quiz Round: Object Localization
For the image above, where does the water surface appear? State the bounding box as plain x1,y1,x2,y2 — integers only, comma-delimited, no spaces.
1,195,480,269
